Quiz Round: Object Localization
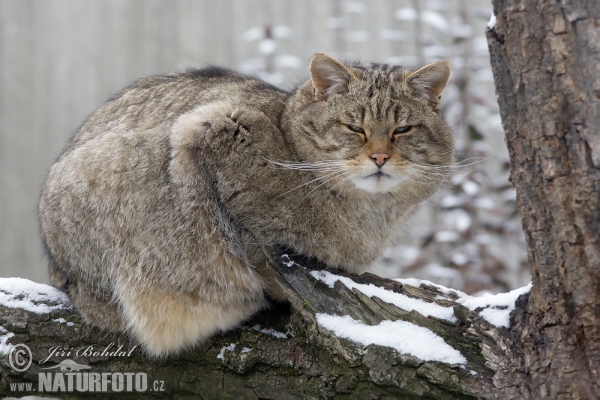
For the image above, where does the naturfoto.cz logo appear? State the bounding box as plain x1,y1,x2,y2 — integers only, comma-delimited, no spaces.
7,343,165,393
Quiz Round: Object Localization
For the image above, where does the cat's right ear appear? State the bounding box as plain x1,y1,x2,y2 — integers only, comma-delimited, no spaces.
309,54,354,100
406,61,451,106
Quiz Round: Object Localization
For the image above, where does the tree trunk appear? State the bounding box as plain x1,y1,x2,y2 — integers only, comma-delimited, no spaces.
486,1,600,399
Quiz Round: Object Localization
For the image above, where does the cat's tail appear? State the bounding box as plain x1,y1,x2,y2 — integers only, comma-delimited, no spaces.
48,257,69,291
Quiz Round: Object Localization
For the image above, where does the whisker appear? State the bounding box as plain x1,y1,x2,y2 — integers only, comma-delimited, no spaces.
264,158,346,172
276,169,347,198
409,157,488,171
328,173,355,192
306,171,351,197
405,167,453,188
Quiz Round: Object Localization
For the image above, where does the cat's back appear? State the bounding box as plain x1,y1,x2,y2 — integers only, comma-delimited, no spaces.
67,67,287,150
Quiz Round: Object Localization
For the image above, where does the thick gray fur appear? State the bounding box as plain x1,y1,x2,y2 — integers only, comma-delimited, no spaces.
39,54,455,356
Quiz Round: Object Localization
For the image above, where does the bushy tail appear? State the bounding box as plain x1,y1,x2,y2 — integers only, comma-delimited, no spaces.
48,258,69,291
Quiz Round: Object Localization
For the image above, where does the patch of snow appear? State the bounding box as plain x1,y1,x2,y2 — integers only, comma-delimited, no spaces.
0,326,15,355
473,197,496,210
461,180,479,195
441,194,466,208
451,252,470,266
241,347,252,354
446,209,472,232
394,8,417,21
488,14,497,29
217,343,236,360
316,314,466,365
396,279,533,328
0,277,70,314
395,278,466,299
261,329,287,339
457,283,532,327
311,271,456,322
243,27,265,42
280,254,295,268
258,39,277,56
435,230,460,242
52,318,75,327
251,324,288,339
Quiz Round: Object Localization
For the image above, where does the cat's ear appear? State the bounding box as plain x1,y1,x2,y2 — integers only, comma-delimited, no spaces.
406,61,451,104
309,54,354,100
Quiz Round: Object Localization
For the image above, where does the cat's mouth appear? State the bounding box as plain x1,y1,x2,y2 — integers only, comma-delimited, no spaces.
365,171,390,180
350,169,405,193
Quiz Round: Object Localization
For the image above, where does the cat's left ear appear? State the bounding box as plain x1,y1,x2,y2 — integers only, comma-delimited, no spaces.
309,54,355,100
406,61,451,105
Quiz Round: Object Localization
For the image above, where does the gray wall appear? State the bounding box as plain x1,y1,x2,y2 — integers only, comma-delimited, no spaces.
0,0,494,283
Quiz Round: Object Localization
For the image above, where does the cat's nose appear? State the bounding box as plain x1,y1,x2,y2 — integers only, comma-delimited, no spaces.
371,153,389,167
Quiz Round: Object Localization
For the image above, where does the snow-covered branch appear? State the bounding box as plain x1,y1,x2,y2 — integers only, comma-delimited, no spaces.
0,251,530,398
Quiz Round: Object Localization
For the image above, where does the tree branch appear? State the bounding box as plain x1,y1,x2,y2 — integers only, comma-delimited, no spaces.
1,251,521,399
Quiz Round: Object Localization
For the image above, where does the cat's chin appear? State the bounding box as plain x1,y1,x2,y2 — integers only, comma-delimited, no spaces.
350,172,406,194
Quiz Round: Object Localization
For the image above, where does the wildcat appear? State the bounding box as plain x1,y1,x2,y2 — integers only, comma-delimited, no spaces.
39,54,454,356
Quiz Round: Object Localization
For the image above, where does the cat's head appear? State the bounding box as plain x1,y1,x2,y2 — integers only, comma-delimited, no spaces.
282,54,455,197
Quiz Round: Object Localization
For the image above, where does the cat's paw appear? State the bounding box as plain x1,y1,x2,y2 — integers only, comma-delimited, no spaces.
171,103,282,163
206,107,279,154
170,102,238,150
227,108,272,132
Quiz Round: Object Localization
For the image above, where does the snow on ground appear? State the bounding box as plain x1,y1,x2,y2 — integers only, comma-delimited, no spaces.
457,283,533,327
488,13,497,29
0,277,70,314
0,326,15,354
311,271,532,363
251,324,288,339
217,343,236,360
311,270,457,322
399,276,532,328
52,317,75,327
316,313,467,365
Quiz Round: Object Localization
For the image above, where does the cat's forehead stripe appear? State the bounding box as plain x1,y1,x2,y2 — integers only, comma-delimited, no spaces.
348,66,410,107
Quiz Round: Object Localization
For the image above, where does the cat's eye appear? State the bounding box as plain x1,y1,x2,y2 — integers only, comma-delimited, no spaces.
346,124,365,134
393,125,412,134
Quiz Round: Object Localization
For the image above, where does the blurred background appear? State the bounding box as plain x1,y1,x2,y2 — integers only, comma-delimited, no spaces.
0,0,529,294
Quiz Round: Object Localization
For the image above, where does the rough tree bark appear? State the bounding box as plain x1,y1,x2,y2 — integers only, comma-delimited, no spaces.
487,0,600,398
